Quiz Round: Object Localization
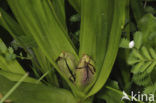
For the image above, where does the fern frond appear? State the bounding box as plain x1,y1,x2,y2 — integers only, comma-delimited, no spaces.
144,83,156,95
132,71,152,86
141,46,152,59
128,47,156,74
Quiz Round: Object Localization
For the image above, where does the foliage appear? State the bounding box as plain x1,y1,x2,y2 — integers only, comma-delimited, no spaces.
0,0,156,103
127,10,156,99
0,75,76,103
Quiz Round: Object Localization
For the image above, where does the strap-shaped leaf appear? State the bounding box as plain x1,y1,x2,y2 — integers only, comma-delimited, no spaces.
49,0,66,29
79,0,96,60
0,75,76,103
87,0,127,97
0,70,37,83
6,0,80,96
0,8,31,48
7,0,78,61
79,0,116,93
0,8,25,38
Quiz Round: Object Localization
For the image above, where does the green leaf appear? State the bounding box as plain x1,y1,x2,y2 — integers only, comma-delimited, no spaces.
138,14,156,43
134,31,142,49
6,0,80,95
0,39,7,54
119,38,130,48
149,48,156,59
0,8,29,48
147,62,156,73
97,81,124,103
132,72,151,86
132,49,144,60
79,0,96,60
144,83,156,94
0,39,25,74
0,75,77,103
0,70,38,83
0,8,25,38
7,0,77,60
50,0,66,29
141,46,151,59
140,62,151,72
128,46,156,74
127,56,140,65
88,0,127,97
79,0,120,93
131,62,144,73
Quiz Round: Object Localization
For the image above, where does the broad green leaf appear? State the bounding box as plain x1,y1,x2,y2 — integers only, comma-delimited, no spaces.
88,0,127,97
79,0,115,93
79,0,96,60
0,75,77,103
